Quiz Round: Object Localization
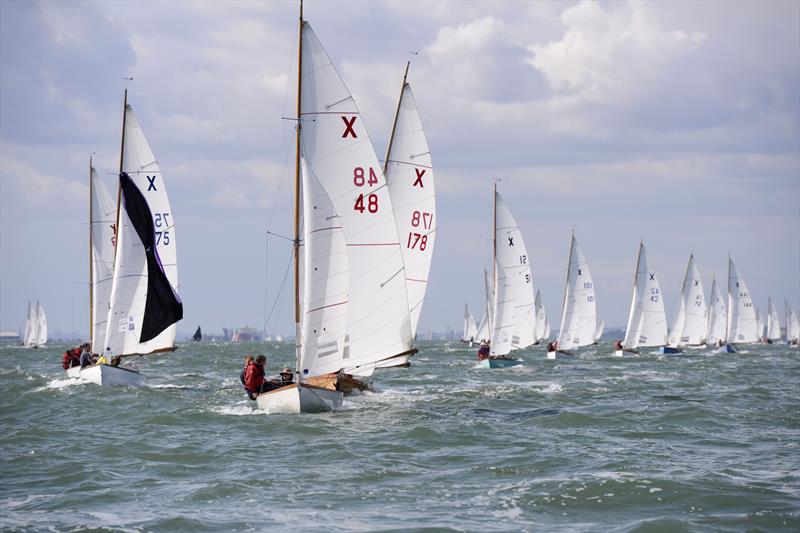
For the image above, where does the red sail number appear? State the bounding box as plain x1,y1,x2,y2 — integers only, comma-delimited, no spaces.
354,193,378,213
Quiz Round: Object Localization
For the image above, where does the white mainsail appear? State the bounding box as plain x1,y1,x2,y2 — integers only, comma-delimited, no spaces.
534,289,547,342
706,277,727,346
667,253,707,346
766,298,781,341
34,301,47,346
755,308,764,341
298,23,412,374
726,257,758,344
556,233,597,351
462,303,478,342
90,165,117,352
490,190,535,356
594,319,605,343
103,100,182,356
384,70,436,340
622,242,667,349
23,302,34,347
785,301,799,343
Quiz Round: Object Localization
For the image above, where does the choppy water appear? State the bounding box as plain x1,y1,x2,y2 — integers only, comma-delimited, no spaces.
1,340,798,532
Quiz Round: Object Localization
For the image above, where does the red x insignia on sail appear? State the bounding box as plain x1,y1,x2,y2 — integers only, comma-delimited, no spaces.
341,116,357,138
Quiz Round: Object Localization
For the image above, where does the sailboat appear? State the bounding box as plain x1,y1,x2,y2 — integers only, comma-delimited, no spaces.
461,303,478,344
786,301,800,346
257,6,415,412
705,276,726,348
765,298,781,343
192,326,202,342
594,319,605,343
755,307,765,343
67,93,183,386
479,184,533,369
22,301,47,348
663,253,707,353
548,231,596,359
616,241,667,356
347,61,436,375
721,256,757,352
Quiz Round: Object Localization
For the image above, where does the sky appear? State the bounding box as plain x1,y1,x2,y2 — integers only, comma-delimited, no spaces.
1,0,798,339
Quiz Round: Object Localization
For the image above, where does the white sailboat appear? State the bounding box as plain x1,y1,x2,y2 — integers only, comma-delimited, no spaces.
481,184,532,368
69,94,183,386
765,298,781,343
616,241,667,356
724,256,758,350
594,319,605,343
549,232,596,359
258,8,414,412
461,303,478,344
663,253,707,353
785,300,799,346
706,276,727,348
23,301,47,348
755,308,765,343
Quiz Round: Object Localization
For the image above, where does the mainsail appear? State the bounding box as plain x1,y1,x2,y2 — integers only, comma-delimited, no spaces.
23,302,34,347
34,301,47,346
490,189,535,356
384,66,436,340
785,300,799,343
534,289,548,342
726,257,758,344
297,23,412,376
766,298,781,341
667,253,707,346
462,303,478,342
556,233,597,351
622,242,667,349
594,319,605,343
705,276,726,345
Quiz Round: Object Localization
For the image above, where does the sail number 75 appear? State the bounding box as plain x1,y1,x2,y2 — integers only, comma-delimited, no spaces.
154,212,171,246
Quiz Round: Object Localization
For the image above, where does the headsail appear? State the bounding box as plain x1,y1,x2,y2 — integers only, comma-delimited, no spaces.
90,166,117,352
384,70,436,340
462,303,478,342
556,233,597,351
23,302,34,347
622,242,667,349
786,301,800,343
706,277,726,346
534,289,548,342
34,301,47,346
594,319,605,343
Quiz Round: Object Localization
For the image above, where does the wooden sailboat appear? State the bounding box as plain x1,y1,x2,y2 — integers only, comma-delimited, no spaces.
663,252,707,353
705,276,727,349
68,92,182,386
720,256,757,352
616,241,667,356
764,298,781,343
785,300,800,346
258,5,414,411
192,326,202,342
461,303,478,344
480,184,532,368
548,231,596,359
594,318,605,344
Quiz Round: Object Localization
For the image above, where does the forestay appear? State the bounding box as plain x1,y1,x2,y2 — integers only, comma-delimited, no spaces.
705,277,726,345
556,234,597,351
490,191,535,355
90,166,117,352
726,257,758,344
299,23,412,372
667,253,707,346
385,82,435,339
622,242,667,349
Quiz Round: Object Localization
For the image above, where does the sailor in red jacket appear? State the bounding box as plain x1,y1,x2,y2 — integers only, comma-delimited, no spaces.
62,346,82,370
244,354,268,400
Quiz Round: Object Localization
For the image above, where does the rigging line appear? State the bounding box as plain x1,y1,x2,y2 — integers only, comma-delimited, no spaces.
264,245,295,333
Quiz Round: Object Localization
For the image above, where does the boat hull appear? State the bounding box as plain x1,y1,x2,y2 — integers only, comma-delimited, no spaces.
659,346,683,354
613,349,640,357
716,344,738,353
546,350,574,360
66,364,143,387
479,357,522,368
256,383,343,414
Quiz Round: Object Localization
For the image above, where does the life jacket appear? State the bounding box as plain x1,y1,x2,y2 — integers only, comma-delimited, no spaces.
244,363,265,392
62,352,71,369
63,348,81,369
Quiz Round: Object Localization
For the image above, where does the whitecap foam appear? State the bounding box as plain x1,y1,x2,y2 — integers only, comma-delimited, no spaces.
209,403,261,416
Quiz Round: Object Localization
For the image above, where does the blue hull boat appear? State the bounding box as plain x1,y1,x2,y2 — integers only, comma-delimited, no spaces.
479,357,522,369
659,346,683,354
716,344,738,353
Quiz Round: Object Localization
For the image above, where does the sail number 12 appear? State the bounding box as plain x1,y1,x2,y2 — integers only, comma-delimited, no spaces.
353,166,379,214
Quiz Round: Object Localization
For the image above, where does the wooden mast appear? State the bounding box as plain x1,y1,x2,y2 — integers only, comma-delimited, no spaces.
294,0,304,380
383,61,410,176
88,156,94,350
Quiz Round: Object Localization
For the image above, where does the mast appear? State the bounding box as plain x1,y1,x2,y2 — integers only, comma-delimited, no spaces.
491,182,497,337
88,156,94,349
383,61,410,176
557,229,575,346
294,0,303,380
725,255,731,344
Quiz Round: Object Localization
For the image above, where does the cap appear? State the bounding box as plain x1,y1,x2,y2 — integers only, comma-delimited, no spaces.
280,367,292,374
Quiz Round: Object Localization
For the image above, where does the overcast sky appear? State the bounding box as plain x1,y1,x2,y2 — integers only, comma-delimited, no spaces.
1,0,798,339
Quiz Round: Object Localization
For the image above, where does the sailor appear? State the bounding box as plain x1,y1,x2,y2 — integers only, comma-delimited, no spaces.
277,367,294,387
244,354,268,400
62,345,82,369
477,341,490,360
614,340,623,351
240,355,254,389
79,344,94,368
547,341,556,353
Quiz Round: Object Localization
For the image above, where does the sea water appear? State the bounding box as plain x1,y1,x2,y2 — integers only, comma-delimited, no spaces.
1,341,798,532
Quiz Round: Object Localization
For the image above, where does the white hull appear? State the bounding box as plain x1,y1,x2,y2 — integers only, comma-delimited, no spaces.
546,350,575,360
613,349,640,358
346,352,413,377
65,364,144,387
256,383,343,414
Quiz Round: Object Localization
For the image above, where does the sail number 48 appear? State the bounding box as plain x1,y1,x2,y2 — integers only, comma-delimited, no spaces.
353,166,379,213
